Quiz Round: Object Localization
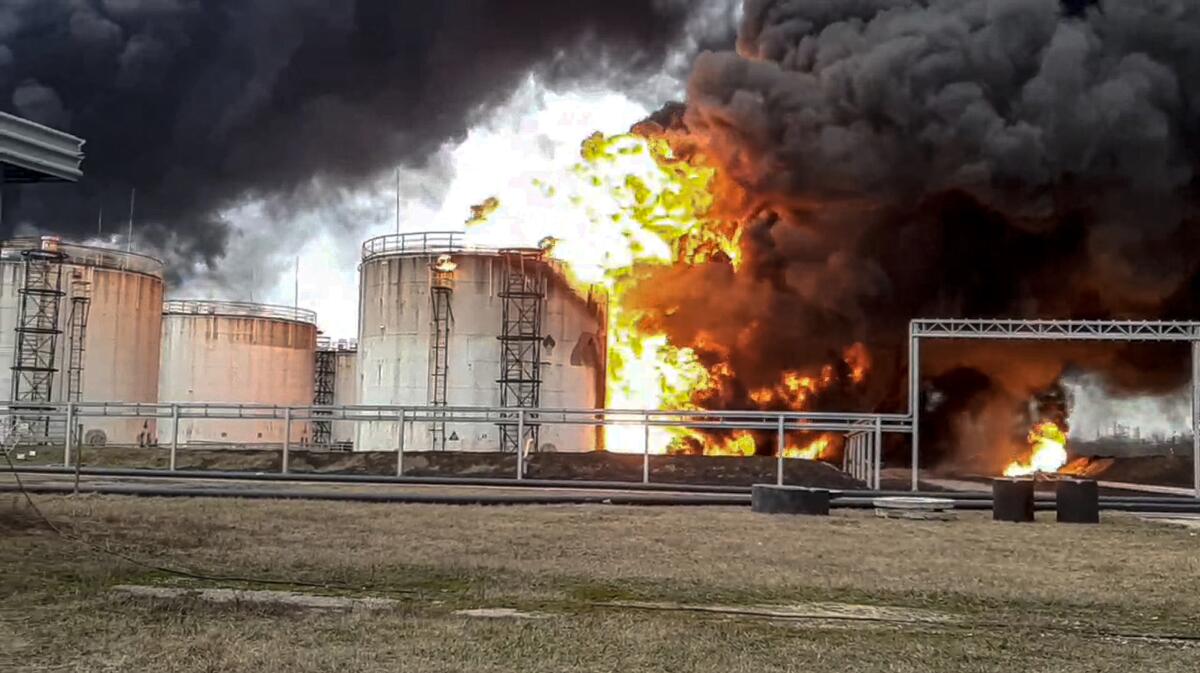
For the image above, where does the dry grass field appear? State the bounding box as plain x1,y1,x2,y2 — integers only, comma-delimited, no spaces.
3,494,1199,672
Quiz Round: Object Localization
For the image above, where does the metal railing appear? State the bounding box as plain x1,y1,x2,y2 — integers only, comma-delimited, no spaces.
0,401,905,489
1,237,165,278
361,231,467,260
361,231,544,261
317,336,358,351
163,300,318,325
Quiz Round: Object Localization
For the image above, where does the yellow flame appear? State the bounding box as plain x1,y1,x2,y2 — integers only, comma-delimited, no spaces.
532,132,733,453
1003,421,1069,477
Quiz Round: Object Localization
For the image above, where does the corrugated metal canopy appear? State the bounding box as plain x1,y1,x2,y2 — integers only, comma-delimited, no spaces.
0,111,84,183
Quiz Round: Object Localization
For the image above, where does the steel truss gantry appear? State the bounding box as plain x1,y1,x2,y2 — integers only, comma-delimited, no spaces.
909,319,1200,497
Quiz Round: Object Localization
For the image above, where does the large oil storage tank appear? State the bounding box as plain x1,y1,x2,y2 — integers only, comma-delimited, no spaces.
356,232,606,453
158,300,317,446
0,237,164,446
314,337,358,448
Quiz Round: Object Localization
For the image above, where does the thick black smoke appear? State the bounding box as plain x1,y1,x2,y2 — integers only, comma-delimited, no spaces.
631,0,1200,464
0,0,713,270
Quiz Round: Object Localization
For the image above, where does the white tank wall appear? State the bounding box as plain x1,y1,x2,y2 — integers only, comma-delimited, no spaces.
332,349,358,444
158,311,316,445
0,251,164,446
356,251,605,453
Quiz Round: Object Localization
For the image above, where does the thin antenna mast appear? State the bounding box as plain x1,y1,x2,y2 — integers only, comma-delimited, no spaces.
126,189,136,252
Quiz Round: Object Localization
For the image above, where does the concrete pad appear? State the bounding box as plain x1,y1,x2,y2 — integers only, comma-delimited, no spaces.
453,608,552,620
600,601,956,625
113,585,398,611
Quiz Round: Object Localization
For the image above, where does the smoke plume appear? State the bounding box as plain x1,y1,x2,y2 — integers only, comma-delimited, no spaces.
0,0,720,276
633,0,1200,463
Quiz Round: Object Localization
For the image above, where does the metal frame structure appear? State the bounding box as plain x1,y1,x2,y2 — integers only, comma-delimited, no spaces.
497,252,544,454
910,319,1200,497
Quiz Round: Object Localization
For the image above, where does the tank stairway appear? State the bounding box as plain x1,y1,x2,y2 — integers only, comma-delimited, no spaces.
496,251,544,454
10,248,66,445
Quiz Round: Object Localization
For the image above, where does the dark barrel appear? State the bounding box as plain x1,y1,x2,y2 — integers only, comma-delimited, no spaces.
993,478,1035,523
751,485,831,516
1056,478,1100,524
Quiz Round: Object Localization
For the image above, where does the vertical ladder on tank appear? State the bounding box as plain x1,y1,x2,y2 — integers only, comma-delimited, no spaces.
64,273,91,449
428,261,455,451
496,251,544,454
65,274,91,403
313,341,336,447
10,249,66,442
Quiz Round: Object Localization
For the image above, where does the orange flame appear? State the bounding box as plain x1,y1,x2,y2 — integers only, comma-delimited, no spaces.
465,197,501,227
467,130,869,458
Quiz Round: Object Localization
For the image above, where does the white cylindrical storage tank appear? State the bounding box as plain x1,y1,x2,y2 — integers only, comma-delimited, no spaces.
0,237,164,446
356,232,606,453
158,300,317,446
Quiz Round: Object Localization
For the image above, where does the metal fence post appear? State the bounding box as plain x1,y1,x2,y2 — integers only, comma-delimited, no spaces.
852,435,858,480
858,435,865,482
282,407,291,474
776,415,785,486
169,403,179,471
860,435,867,482
874,417,883,490
642,415,650,484
63,402,75,468
516,409,525,481
396,408,406,477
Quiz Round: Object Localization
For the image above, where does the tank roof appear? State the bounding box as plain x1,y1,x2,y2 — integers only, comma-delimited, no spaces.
361,231,542,262
1,237,165,278
163,299,318,326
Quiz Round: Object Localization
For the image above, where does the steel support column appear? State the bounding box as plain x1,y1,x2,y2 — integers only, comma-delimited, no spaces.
909,324,920,492
1193,341,1200,499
